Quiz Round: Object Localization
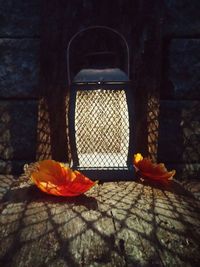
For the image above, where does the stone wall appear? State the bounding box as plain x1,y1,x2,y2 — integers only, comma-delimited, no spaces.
158,1,200,179
0,0,199,179
0,0,40,173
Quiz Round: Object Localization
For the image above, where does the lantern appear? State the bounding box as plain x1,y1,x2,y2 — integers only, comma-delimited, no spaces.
68,27,134,180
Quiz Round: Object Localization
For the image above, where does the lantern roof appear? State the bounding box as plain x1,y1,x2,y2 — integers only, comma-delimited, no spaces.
73,68,129,83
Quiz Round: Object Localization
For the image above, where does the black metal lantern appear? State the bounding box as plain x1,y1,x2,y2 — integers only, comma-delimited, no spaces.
68,27,134,180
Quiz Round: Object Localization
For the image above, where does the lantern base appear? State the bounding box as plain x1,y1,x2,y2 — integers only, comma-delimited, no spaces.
77,168,135,181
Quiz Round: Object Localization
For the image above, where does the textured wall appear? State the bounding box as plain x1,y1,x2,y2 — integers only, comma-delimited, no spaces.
0,0,199,179
158,1,200,179
164,0,200,36
0,0,40,174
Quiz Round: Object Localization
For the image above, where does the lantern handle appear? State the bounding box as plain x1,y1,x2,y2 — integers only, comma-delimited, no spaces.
67,26,130,85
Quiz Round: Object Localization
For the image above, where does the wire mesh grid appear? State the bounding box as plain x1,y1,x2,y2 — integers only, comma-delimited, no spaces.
74,89,130,169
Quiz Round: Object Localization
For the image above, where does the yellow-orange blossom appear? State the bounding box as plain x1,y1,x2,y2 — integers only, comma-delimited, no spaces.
133,153,176,180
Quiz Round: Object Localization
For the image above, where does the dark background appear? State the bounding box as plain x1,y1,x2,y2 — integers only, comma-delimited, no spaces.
0,0,199,180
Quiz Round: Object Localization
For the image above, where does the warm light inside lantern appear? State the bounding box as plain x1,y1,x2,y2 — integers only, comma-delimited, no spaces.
74,89,130,169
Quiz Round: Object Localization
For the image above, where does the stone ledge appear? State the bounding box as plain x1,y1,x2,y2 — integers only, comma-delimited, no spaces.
0,180,200,267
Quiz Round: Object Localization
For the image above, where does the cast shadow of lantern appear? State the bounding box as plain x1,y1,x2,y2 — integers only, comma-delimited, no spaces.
0,101,37,174
36,96,71,163
147,93,160,162
36,98,52,161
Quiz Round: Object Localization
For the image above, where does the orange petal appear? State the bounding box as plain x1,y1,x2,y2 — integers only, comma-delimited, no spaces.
35,160,66,185
133,153,176,181
31,160,96,196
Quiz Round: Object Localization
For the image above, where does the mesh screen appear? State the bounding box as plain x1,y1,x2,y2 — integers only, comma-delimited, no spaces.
75,89,130,169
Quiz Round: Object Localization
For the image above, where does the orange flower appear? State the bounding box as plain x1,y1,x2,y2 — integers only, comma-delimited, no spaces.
133,153,176,181
31,160,96,196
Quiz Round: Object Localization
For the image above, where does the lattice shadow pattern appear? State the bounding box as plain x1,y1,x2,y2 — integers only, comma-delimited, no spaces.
36,98,52,161
180,102,200,180
0,103,13,173
147,93,160,162
0,101,38,174
0,179,200,266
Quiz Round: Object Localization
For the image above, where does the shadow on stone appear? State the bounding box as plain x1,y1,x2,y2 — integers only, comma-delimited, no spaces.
2,184,98,210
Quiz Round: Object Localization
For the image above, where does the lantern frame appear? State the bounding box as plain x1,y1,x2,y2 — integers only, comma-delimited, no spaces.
67,27,135,181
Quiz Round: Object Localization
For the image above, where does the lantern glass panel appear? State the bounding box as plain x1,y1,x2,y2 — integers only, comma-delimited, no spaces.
74,88,129,169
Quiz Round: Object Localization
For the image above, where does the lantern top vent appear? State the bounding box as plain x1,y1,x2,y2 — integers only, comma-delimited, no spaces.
67,26,130,85
73,68,129,84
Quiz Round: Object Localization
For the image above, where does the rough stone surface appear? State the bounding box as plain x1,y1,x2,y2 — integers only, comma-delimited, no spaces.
158,100,200,166
0,100,38,168
161,39,200,100
0,179,200,267
164,0,200,36
0,39,39,98
0,0,40,37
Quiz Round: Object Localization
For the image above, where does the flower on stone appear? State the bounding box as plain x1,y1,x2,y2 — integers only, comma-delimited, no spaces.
31,160,96,196
133,153,176,181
